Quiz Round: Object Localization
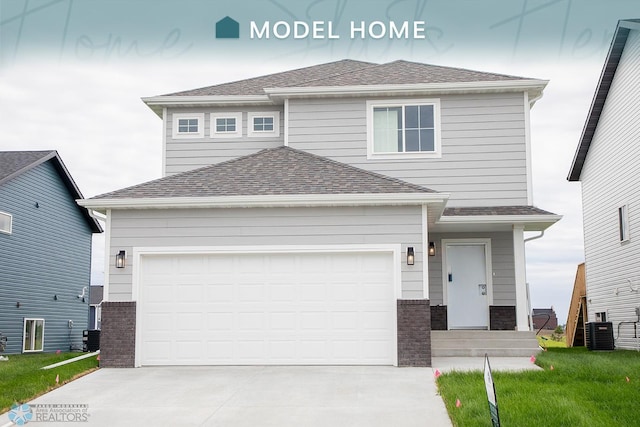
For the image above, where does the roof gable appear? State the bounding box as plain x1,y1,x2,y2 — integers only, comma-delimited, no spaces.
568,19,640,181
90,146,436,200
0,150,102,233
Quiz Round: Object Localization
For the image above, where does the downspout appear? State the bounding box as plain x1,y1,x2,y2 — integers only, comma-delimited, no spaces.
524,230,544,243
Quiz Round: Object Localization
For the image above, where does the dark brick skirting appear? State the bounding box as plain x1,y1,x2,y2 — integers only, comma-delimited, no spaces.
490,305,516,330
100,302,136,368
397,299,431,367
430,305,447,330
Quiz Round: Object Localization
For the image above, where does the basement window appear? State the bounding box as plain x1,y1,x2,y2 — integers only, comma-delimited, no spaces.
0,211,12,234
23,318,45,352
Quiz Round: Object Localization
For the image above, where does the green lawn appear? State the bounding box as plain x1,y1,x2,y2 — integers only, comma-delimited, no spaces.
437,348,640,427
537,334,567,348
0,352,99,414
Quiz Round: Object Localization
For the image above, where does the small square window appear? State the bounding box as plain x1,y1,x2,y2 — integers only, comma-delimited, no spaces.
178,118,199,133
216,118,237,133
211,113,242,138
0,211,12,234
619,205,629,242
172,113,204,139
247,112,280,137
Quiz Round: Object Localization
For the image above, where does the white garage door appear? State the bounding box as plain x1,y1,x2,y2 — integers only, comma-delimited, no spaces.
137,251,397,366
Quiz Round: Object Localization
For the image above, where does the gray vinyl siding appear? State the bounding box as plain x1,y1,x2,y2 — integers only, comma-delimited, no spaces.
427,231,515,306
287,93,528,207
580,29,640,350
107,206,424,301
165,106,284,175
0,161,92,354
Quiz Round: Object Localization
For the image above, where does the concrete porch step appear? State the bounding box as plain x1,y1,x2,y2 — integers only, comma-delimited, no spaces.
431,330,540,357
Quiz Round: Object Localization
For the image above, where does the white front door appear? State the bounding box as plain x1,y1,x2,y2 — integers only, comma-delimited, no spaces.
445,243,489,329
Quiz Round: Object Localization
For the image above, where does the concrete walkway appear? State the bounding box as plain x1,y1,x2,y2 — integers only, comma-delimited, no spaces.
0,366,452,427
432,356,543,373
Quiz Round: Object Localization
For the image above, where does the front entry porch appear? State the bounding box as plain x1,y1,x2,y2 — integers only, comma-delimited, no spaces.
431,330,540,357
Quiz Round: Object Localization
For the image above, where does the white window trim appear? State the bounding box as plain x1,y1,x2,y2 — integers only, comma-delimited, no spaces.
619,204,630,243
0,211,12,234
247,111,280,138
366,98,442,160
23,318,45,353
172,113,205,139
211,112,242,138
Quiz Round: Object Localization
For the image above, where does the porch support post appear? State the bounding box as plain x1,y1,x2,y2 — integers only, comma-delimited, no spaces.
513,224,530,331
422,204,429,299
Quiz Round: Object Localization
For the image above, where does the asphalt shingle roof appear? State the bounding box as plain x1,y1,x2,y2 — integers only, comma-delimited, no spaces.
91,146,436,200
0,151,55,184
443,206,557,216
163,59,525,97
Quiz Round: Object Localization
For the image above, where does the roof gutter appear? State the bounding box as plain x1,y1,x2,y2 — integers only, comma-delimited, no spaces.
77,192,450,213
142,95,275,116
264,79,548,99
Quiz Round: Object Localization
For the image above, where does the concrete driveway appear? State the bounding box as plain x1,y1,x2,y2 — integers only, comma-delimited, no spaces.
0,366,452,426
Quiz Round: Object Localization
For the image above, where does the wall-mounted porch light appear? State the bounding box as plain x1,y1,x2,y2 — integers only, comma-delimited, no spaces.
407,247,415,265
115,250,126,268
428,242,436,257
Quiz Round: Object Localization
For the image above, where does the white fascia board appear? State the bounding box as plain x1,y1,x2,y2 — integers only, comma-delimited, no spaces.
142,95,275,116
77,193,449,212
264,79,548,99
437,214,562,229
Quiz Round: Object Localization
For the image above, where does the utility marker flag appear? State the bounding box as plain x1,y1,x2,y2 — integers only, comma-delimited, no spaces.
484,354,500,427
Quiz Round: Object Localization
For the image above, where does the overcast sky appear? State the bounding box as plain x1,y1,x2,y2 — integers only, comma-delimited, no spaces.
1,0,637,323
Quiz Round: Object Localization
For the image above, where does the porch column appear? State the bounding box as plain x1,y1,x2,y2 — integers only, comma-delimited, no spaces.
513,224,529,331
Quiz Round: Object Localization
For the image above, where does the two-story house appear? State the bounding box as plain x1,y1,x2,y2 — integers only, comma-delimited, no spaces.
79,59,560,367
568,19,640,350
0,151,102,354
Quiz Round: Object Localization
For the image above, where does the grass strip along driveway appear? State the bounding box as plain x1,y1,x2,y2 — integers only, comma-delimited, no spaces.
437,348,640,426
0,352,99,413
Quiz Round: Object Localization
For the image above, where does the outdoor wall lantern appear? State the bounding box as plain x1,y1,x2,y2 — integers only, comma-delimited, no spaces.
115,250,126,268
428,242,436,257
407,247,415,265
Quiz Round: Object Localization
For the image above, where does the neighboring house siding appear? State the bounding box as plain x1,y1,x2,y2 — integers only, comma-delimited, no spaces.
107,206,424,301
580,29,640,349
165,106,284,175
0,162,92,354
427,231,516,306
287,93,528,207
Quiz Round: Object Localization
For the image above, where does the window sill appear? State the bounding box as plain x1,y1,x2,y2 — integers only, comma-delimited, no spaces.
367,152,442,160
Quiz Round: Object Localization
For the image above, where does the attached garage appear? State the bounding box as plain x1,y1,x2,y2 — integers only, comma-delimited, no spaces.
135,248,399,366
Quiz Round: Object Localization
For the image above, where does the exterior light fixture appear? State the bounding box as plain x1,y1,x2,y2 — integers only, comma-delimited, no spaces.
428,242,436,257
407,247,415,265
115,250,126,268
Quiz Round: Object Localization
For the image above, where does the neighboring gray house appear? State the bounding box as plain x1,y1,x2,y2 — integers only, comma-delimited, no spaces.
569,19,640,350
79,59,560,367
0,151,102,354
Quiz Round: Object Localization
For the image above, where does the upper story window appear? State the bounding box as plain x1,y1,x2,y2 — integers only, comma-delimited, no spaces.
172,113,204,139
619,204,630,242
0,211,12,234
366,99,441,159
248,112,280,138
211,112,242,138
